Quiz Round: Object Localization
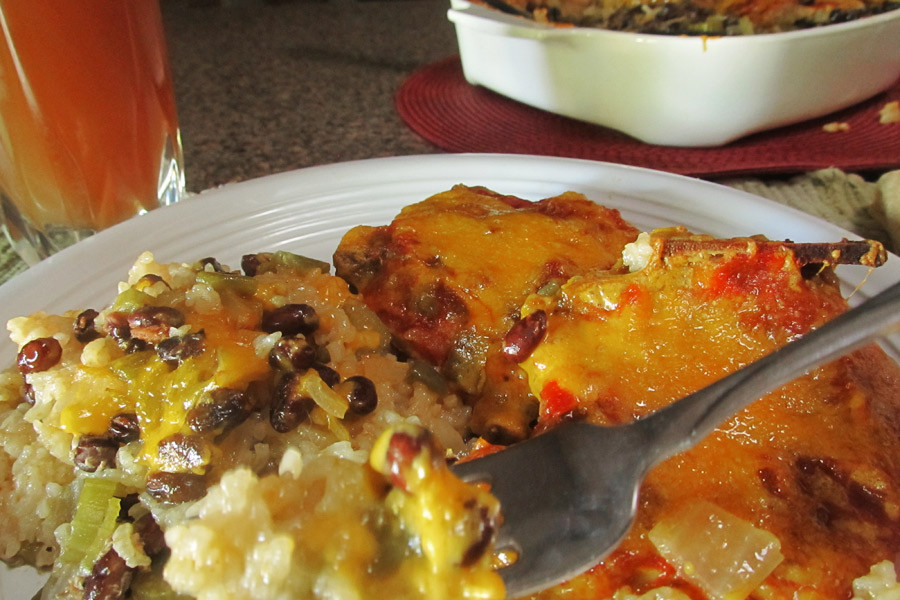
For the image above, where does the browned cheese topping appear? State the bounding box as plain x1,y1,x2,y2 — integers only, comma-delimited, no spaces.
512,229,900,599
334,184,640,443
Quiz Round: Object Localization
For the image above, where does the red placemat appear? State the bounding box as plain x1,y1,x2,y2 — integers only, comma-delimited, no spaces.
396,55,900,178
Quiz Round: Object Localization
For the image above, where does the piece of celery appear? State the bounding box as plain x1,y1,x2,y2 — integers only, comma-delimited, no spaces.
59,477,122,571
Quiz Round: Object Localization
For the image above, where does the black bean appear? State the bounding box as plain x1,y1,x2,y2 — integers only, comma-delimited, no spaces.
74,309,102,343
17,337,63,375
107,413,140,444
241,253,266,277
118,494,140,520
244,379,273,412
104,312,131,344
124,338,152,354
74,437,119,472
502,310,547,363
135,274,168,288
268,336,317,372
133,513,166,558
156,332,206,368
157,433,207,471
311,363,340,388
197,257,227,273
187,388,251,433
145,471,207,504
127,306,185,330
339,375,378,416
83,548,133,600
260,304,319,336
155,337,180,364
186,404,222,433
270,373,316,433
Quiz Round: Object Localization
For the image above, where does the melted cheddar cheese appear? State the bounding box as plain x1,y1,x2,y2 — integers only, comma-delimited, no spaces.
516,229,900,600
334,184,639,443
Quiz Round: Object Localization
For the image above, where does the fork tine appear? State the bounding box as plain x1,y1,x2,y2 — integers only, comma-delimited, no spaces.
452,422,647,598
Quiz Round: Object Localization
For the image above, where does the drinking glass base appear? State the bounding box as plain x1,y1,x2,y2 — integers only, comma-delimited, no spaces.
0,192,96,266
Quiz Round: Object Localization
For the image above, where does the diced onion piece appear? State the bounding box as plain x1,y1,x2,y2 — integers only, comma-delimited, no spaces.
648,501,783,600
622,232,654,272
298,370,349,418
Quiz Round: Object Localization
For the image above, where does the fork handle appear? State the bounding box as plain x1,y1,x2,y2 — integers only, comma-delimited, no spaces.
638,279,900,466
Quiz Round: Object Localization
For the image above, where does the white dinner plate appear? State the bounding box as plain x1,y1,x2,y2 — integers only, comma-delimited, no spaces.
1,153,898,598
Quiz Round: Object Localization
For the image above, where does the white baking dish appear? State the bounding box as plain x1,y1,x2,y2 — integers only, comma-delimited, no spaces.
446,0,900,147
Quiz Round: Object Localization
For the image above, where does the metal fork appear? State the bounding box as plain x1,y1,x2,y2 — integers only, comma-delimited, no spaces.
452,279,900,599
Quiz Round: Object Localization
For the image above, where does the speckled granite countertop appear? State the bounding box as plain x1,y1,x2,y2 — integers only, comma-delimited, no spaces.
166,0,454,193
1,0,898,284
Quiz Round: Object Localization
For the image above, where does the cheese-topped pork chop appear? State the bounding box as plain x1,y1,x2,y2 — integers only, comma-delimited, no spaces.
333,185,640,442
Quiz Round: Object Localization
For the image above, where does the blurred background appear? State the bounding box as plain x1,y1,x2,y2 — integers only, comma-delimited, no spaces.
161,0,456,193
0,0,896,282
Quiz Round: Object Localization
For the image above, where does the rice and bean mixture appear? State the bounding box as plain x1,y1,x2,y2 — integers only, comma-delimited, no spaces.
0,251,503,599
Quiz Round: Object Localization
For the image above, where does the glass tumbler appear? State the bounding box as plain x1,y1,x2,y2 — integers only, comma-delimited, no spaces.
0,0,184,265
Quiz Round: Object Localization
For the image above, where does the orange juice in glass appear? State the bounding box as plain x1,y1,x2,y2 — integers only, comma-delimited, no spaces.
0,0,184,265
